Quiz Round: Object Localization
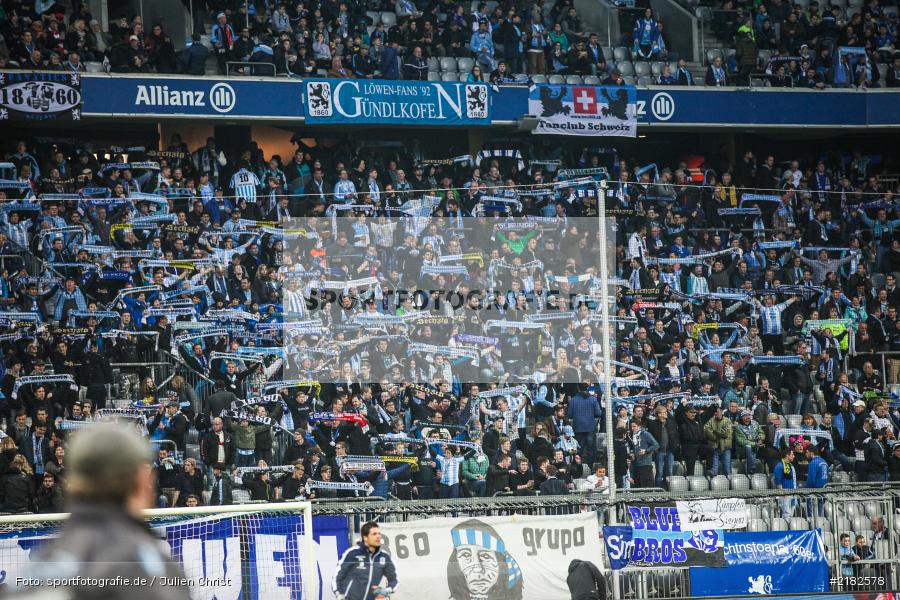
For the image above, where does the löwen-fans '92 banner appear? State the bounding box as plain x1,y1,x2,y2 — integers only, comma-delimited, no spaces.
377,512,604,600
528,84,636,137
0,71,81,121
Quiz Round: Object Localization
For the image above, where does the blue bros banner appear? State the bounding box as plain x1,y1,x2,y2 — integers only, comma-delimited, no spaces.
603,502,726,569
690,530,829,596
528,84,637,137
303,79,490,125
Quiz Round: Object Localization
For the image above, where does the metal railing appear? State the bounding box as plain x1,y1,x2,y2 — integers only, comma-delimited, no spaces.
305,485,899,598
225,61,276,77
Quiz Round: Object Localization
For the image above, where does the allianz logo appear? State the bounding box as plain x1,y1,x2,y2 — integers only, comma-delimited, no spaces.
134,82,236,113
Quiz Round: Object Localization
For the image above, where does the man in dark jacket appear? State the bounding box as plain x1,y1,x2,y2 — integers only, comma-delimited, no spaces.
539,465,569,495
647,406,680,487
79,341,113,409
486,453,513,496
148,401,189,452
35,472,64,513
181,33,210,75
567,559,606,600
32,424,189,600
334,522,398,600
402,45,428,80
206,380,240,418
734,21,758,85
678,405,705,476
209,463,234,505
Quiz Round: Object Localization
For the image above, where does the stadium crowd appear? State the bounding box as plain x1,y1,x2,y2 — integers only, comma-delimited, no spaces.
2,0,898,86
0,134,899,517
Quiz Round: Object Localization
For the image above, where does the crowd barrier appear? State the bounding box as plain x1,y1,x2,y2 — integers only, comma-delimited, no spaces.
304,485,899,598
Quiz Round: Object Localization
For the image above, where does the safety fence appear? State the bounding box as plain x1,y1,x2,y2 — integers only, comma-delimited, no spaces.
304,484,899,598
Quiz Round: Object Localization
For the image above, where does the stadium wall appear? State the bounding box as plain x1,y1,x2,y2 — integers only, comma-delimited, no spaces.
75,75,900,128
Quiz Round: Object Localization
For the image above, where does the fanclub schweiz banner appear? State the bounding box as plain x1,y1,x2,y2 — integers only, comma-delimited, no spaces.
604,501,726,569
377,512,604,599
529,84,636,137
0,71,81,121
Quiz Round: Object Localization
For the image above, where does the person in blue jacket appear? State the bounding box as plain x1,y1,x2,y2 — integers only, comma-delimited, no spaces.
334,521,398,600
805,444,830,516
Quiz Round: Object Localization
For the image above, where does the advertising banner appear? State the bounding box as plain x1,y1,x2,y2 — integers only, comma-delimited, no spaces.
377,512,604,599
0,71,81,121
690,530,829,596
304,79,490,126
81,76,303,118
603,501,726,569
0,513,348,600
528,84,636,137
675,498,748,531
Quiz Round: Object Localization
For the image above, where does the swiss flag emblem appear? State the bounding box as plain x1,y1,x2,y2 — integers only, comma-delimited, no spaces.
572,86,598,114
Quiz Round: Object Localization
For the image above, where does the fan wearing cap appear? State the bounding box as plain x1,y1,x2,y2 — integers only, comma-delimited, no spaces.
29,424,189,600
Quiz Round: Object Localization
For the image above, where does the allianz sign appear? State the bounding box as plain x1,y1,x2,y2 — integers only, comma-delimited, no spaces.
134,83,236,113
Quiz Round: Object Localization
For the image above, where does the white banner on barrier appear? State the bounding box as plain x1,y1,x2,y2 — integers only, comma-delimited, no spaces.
378,512,603,600
675,498,748,531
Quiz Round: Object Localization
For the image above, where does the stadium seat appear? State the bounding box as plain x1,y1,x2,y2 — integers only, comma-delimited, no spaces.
693,462,705,476
852,515,870,533
770,518,788,531
809,517,831,531
672,462,685,477
864,502,882,518
837,517,852,535
821,531,836,558
565,75,583,84
757,49,773,65
440,57,458,72
233,489,251,504
748,518,767,532
458,73,469,82
427,57,440,72
747,505,763,520
613,47,630,62
583,76,600,85
729,474,750,491
548,74,565,84
844,503,862,518
84,61,104,73
832,471,851,484
786,415,802,428
428,72,441,81
688,476,709,492
366,10,381,23
789,517,809,530
381,12,397,26
441,73,458,82
635,75,651,86
667,475,689,493
458,57,475,72
634,62,651,76
705,48,724,65
616,61,634,76
724,48,736,62
710,475,729,491
750,474,770,490
602,47,614,62
650,61,665,76
531,74,548,83
622,76,636,86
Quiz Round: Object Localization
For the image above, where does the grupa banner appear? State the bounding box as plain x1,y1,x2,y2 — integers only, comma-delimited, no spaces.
377,512,603,600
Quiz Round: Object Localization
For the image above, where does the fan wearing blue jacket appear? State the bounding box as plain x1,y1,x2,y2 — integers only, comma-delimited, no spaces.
334,522,398,600
805,445,830,516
